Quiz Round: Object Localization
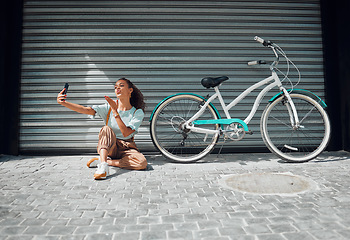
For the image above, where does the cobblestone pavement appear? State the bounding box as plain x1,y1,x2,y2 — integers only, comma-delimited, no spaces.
1,151,350,240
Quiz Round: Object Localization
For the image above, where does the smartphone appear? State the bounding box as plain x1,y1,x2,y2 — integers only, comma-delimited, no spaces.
62,83,69,95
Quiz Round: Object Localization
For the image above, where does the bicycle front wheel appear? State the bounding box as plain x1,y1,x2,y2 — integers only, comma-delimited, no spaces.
150,94,220,163
261,93,331,162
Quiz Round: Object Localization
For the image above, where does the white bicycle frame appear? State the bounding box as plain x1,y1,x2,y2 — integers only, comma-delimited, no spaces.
184,70,301,135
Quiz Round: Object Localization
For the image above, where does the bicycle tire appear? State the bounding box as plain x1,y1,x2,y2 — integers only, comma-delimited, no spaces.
150,94,220,163
261,93,331,162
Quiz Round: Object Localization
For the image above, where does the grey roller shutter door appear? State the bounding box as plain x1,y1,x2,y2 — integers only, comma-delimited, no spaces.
20,0,325,154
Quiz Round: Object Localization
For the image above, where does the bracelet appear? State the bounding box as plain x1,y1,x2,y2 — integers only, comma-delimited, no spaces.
113,112,119,118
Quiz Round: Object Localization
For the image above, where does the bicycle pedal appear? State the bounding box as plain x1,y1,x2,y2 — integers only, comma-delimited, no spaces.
246,130,253,135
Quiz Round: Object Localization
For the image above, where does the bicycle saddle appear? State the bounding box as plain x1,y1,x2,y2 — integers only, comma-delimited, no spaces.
201,76,229,88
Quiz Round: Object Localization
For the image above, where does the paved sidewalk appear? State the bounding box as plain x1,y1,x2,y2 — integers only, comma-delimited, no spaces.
0,151,350,240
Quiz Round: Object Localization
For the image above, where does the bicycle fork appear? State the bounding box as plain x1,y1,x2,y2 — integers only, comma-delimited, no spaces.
280,88,302,130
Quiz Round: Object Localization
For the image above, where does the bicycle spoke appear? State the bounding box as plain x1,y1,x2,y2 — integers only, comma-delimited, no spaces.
270,115,293,129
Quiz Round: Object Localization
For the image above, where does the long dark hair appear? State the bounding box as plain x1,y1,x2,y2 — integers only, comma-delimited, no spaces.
118,77,146,111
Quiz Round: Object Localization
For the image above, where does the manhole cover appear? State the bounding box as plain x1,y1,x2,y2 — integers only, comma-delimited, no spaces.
219,172,318,196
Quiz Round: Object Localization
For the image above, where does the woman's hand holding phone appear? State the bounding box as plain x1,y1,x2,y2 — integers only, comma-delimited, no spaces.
57,83,69,104
57,89,67,103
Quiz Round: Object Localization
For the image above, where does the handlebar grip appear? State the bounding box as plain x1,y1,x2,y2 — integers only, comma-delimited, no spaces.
254,36,272,47
248,60,258,66
248,60,267,66
254,36,265,44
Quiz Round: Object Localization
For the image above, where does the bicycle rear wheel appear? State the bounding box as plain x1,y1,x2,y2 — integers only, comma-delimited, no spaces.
261,93,331,162
150,94,220,163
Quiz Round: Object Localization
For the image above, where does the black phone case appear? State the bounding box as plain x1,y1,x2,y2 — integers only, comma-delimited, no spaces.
63,83,69,94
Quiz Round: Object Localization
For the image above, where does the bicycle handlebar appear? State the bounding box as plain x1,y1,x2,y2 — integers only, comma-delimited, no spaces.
252,36,301,88
253,36,279,69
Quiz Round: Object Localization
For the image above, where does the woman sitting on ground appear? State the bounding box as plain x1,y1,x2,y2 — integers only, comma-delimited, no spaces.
57,78,147,180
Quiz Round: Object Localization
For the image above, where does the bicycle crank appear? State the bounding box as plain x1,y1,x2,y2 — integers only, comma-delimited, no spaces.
223,123,246,141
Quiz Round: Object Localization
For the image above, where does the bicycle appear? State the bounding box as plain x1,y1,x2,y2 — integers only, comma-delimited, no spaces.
149,36,331,163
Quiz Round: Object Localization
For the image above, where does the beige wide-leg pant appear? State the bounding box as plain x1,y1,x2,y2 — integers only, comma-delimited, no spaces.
97,126,147,170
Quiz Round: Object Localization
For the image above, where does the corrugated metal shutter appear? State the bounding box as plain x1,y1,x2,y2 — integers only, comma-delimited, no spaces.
20,0,325,154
